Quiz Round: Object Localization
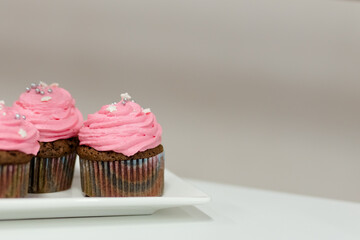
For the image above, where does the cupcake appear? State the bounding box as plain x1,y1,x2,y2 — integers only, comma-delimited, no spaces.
13,82,83,193
0,101,40,198
77,93,164,197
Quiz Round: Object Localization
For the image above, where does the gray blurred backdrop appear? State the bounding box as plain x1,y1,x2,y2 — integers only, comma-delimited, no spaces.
0,0,359,202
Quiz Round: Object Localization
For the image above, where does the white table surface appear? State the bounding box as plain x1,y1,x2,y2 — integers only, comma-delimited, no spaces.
1,178,360,240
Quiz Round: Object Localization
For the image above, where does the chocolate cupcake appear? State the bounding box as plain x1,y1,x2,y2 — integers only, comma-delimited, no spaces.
0,101,40,198
13,82,83,193
77,93,164,197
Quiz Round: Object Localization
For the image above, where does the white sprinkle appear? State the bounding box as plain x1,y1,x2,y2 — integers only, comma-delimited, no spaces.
2,112,6,116
50,83,59,87
142,108,151,114
41,96,52,102
106,105,117,113
0,101,5,111
18,128,27,138
121,93,132,100
39,81,48,87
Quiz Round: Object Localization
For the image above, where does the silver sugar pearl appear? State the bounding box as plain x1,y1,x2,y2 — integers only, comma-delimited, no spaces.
15,113,21,119
131,100,135,102
30,83,37,89
111,102,117,105
122,101,126,105
22,115,26,120
26,87,31,92
40,91,45,95
123,98,128,102
47,88,53,93
35,88,40,94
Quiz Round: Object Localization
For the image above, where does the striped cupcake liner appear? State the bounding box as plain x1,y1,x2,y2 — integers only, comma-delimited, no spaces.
0,162,30,198
80,152,165,197
28,152,77,193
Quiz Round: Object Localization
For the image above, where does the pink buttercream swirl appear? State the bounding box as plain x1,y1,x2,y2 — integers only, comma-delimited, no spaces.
13,83,83,142
0,103,40,155
78,98,162,157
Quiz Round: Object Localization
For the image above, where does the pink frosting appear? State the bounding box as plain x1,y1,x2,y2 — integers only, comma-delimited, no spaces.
13,84,83,142
78,99,162,157
0,103,40,155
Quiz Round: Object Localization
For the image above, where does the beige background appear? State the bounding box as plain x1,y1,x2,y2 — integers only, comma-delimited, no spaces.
0,0,359,202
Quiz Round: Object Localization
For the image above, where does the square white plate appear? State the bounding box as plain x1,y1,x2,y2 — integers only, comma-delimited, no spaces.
0,164,210,220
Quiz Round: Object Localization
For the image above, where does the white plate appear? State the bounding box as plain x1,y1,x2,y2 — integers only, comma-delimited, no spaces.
0,164,210,220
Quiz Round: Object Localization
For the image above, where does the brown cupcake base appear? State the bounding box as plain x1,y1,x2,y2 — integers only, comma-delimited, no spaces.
28,152,77,193
79,151,164,197
0,162,30,198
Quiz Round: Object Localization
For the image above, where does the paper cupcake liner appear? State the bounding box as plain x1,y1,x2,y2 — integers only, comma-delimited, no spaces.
28,152,77,193
0,162,30,198
80,152,165,197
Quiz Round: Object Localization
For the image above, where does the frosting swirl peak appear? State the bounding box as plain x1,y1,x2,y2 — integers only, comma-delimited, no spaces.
0,102,40,155
78,96,162,156
13,83,83,142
